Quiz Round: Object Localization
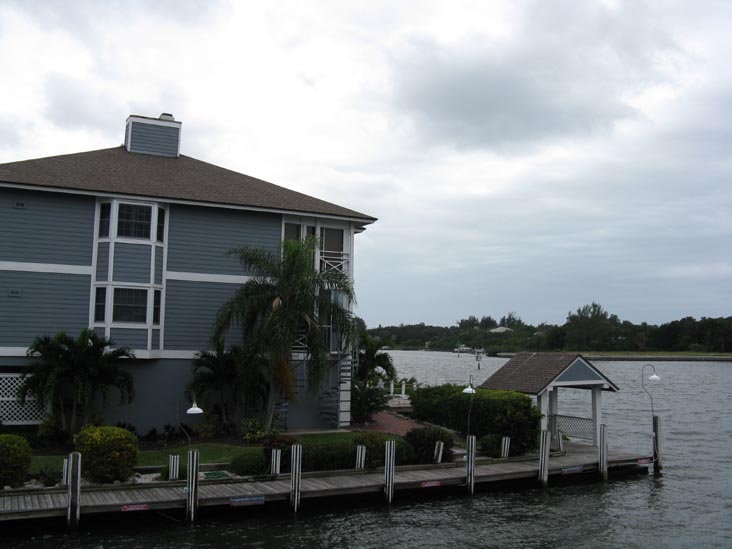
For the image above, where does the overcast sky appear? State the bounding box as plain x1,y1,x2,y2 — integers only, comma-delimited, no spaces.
1,1,730,328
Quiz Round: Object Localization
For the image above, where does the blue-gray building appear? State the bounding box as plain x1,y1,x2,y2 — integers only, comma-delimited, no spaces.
0,113,375,432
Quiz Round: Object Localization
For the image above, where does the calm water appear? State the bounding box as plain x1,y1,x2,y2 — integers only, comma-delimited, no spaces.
6,352,732,548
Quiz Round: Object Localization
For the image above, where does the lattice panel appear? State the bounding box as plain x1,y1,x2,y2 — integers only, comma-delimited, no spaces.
549,414,594,440
0,374,47,425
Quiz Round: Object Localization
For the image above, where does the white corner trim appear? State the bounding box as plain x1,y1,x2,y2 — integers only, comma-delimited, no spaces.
166,271,251,284
0,348,29,357
0,261,93,275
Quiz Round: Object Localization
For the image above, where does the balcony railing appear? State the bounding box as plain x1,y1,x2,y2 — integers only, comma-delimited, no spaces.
548,414,594,440
320,250,349,274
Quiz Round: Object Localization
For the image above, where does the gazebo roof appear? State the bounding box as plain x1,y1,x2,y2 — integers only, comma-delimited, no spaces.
479,352,619,395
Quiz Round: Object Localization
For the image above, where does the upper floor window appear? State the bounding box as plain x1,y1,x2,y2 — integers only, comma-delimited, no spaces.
118,204,152,239
99,203,111,237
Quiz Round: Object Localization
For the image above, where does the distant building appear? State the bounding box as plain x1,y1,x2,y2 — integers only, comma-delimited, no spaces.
0,113,375,431
489,326,514,334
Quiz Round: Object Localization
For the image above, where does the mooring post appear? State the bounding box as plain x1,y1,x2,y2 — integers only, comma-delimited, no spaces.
271,448,282,477
538,430,550,488
65,452,81,530
653,415,663,475
466,435,476,495
501,436,511,459
557,431,564,453
185,449,200,522
355,444,366,470
62,457,69,486
384,440,396,503
169,454,180,481
290,444,302,512
433,440,444,464
599,424,608,481
389,380,394,395
400,380,406,397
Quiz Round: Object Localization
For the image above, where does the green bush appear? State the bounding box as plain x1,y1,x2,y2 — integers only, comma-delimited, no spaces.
301,440,356,472
242,418,271,443
353,432,415,468
36,465,62,487
230,451,268,476
36,416,72,448
0,434,32,486
410,385,541,456
405,426,454,463
74,425,138,483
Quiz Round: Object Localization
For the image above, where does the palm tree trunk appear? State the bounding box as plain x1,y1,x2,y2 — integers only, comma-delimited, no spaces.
70,395,78,434
263,382,280,432
58,394,67,432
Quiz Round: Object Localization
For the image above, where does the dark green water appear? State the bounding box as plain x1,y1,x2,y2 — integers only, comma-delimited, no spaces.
4,357,731,548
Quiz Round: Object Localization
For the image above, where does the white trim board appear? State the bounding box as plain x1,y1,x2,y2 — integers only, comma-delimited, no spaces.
166,271,251,284
0,261,93,275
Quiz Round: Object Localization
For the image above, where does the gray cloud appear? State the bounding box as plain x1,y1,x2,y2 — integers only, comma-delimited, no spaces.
386,1,681,149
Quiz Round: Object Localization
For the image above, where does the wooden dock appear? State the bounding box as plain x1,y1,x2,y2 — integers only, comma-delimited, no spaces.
0,443,651,524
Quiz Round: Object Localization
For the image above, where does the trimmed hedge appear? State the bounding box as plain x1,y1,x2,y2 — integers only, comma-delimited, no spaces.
74,425,138,483
0,434,32,486
410,385,541,456
404,426,454,463
353,432,415,468
230,451,268,476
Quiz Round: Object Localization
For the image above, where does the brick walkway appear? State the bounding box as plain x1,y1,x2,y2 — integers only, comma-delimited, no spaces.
364,411,424,436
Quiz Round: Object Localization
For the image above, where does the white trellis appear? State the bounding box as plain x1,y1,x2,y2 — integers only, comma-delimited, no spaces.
0,374,48,425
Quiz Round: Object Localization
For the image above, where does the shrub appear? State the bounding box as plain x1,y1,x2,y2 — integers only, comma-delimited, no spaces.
242,418,274,443
196,413,220,439
353,432,415,468
262,434,293,472
479,433,503,458
405,426,454,463
36,416,72,449
36,465,62,487
74,425,138,483
0,434,32,486
301,440,356,472
230,451,268,476
410,385,541,456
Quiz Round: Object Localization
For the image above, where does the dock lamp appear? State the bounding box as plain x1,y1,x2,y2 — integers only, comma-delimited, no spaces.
463,376,477,439
177,393,203,447
641,364,660,419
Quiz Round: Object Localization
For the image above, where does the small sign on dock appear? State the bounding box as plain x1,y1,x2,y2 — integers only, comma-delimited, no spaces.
561,465,584,475
121,504,149,512
229,495,265,507
421,480,441,488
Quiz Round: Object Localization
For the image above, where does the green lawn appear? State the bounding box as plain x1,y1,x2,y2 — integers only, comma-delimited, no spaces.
30,433,366,473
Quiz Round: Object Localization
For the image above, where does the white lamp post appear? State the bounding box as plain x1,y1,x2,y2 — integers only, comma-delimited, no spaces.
463,375,476,439
178,393,203,447
641,364,660,419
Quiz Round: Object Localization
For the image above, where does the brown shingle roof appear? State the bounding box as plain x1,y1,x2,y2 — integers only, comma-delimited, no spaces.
480,352,617,395
0,147,376,223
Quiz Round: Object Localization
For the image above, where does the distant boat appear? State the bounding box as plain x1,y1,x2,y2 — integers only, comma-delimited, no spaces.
453,344,472,354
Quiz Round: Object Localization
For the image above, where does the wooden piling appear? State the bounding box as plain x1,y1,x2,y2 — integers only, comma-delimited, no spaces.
168,454,179,481
653,415,663,475
501,437,511,459
384,440,396,503
186,449,200,522
538,430,550,488
290,444,302,511
599,424,608,480
65,452,81,530
271,448,282,476
466,435,476,495
355,445,366,470
433,441,444,464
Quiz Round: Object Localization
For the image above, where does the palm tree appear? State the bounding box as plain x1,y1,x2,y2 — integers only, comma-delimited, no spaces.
213,236,355,431
351,333,396,423
187,339,267,433
18,329,135,434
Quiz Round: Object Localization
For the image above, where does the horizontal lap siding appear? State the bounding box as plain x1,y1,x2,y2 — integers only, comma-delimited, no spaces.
154,248,163,285
0,271,90,347
164,280,241,350
166,205,281,276
128,122,179,157
113,243,151,283
151,329,160,350
110,328,148,350
96,242,109,281
0,189,94,265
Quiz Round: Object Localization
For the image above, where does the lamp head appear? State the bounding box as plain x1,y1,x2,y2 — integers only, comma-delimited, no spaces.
463,386,476,395
186,394,203,415
649,373,660,381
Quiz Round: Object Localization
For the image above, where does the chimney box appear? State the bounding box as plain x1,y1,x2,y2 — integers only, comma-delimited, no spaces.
124,113,182,157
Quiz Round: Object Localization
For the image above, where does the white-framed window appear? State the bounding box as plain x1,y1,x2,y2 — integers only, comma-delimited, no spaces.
117,203,152,239
96,201,166,242
112,288,149,323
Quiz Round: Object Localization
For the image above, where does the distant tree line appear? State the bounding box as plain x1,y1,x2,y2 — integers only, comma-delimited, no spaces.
364,302,732,354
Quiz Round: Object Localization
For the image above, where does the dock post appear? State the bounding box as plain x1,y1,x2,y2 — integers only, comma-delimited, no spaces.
271,448,282,476
653,415,663,475
501,436,511,459
62,457,69,486
557,431,564,453
65,452,81,530
384,440,396,503
168,454,180,481
466,435,476,495
599,424,608,481
290,444,302,512
185,449,200,522
433,440,444,464
400,380,406,397
389,380,394,395
355,444,366,469
538,430,550,488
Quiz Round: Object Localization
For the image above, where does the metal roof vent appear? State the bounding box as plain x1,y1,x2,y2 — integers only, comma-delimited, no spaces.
159,113,176,121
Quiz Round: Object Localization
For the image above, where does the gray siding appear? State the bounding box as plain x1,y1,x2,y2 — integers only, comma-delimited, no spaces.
164,280,240,350
0,189,94,265
113,243,151,283
110,328,148,350
96,242,109,281
128,122,180,157
556,360,603,383
0,271,90,347
94,327,106,339
151,329,160,350
167,205,281,275
154,247,163,285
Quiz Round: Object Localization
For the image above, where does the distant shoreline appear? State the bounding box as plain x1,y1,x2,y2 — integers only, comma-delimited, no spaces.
495,352,732,362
